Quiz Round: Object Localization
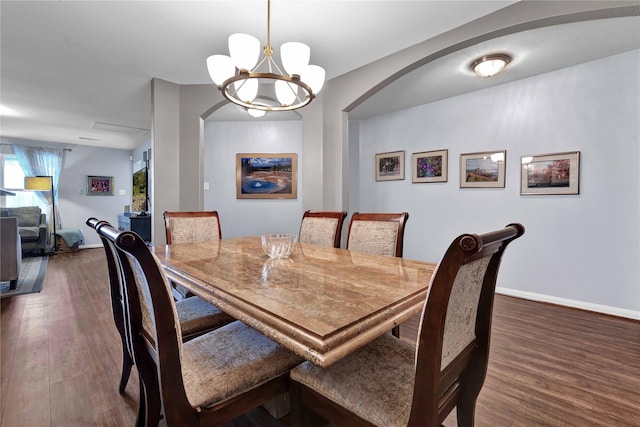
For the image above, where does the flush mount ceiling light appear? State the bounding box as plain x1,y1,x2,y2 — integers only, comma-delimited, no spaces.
206,0,325,115
471,54,511,77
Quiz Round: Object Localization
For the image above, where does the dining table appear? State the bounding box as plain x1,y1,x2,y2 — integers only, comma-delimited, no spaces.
154,236,436,367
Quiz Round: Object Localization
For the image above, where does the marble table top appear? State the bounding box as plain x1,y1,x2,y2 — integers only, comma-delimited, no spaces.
154,236,436,367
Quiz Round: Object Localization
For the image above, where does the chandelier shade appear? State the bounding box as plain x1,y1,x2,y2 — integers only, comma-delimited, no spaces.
228,33,261,70
207,55,235,85
206,0,325,115
247,108,266,118
280,42,310,75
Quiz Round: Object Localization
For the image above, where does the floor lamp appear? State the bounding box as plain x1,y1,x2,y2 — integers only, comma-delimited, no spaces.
24,176,57,253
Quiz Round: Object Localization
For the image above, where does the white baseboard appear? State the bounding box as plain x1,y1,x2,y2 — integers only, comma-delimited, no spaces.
496,287,640,321
79,243,102,249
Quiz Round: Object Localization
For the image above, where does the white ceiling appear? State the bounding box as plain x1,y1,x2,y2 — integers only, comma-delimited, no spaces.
1,1,638,150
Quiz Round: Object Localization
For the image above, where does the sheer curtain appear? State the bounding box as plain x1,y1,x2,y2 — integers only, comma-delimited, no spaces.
13,145,64,249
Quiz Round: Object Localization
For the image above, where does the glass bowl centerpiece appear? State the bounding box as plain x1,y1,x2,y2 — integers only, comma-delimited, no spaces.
261,233,297,259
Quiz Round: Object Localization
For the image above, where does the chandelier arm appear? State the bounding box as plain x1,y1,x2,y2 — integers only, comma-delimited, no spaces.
251,55,269,74
269,56,287,76
266,52,275,74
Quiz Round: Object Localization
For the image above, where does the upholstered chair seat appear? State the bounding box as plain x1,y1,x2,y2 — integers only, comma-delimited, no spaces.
291,332,416,426
176,296,234,340
181,321,302,408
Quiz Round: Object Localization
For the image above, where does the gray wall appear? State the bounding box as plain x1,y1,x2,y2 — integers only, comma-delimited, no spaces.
352,50,640,318
203,120,304,238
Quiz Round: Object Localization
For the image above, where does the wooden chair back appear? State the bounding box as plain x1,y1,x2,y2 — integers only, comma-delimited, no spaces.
86,217,134,395
298,210,347,248
97,223,191,424
99,223,300,426
163,211,222,244
346,212,409,257
409,223,525,426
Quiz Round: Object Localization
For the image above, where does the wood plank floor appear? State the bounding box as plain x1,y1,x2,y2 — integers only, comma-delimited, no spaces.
1,248,639,426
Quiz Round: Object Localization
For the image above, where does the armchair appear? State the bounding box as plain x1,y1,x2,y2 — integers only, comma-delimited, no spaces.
0,206,47,254
0,217,22,290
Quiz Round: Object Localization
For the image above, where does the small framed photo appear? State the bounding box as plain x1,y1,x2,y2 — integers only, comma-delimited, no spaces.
87,175,114,195
375,150,405,181
520,151,580,195
412,149,448,183
460,150,506,188
236,153,297,199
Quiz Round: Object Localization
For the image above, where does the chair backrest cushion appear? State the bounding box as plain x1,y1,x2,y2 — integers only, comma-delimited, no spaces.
299,217,340,248
347,220,400,257
440,256,491,368
122,249,184,358
165,214,221,244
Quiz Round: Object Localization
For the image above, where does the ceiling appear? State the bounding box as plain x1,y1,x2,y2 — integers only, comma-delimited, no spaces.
1,1,639,151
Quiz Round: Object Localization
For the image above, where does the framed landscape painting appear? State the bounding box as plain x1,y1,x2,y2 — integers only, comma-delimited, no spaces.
236,153,297,199
520,151,580,195
86,175,114,195
460,150,506,188
375,150,405,181
412,149,448,183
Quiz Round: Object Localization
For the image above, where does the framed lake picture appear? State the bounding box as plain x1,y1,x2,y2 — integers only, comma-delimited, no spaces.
520,151,580,195
412,149,448,183
460,150,506,188
375,150,405,181
236,153,297,199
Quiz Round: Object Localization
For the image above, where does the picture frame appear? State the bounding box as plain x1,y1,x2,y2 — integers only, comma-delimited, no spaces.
460,150,506,188
520,151,580,195
86,175,114,195
375,150,405,181
412,149,448,183
236,153,297,199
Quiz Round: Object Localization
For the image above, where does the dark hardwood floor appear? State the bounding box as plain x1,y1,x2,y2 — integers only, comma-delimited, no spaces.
1,248,639,426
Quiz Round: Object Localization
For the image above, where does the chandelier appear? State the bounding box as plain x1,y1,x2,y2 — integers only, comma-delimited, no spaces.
206,0,325,114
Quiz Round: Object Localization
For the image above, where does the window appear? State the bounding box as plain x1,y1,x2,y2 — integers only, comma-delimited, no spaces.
1,154,47,210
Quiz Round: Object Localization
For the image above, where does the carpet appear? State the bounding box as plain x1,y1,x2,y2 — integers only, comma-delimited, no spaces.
0,255,48,298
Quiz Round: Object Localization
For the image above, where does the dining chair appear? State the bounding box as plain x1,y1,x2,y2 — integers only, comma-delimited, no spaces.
290,223,525,427
163,210,223,300
163,210,222,244
86,218,234,396
346,212,409,337
98,223,303,426
346,212,409,257
298,210,347,248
